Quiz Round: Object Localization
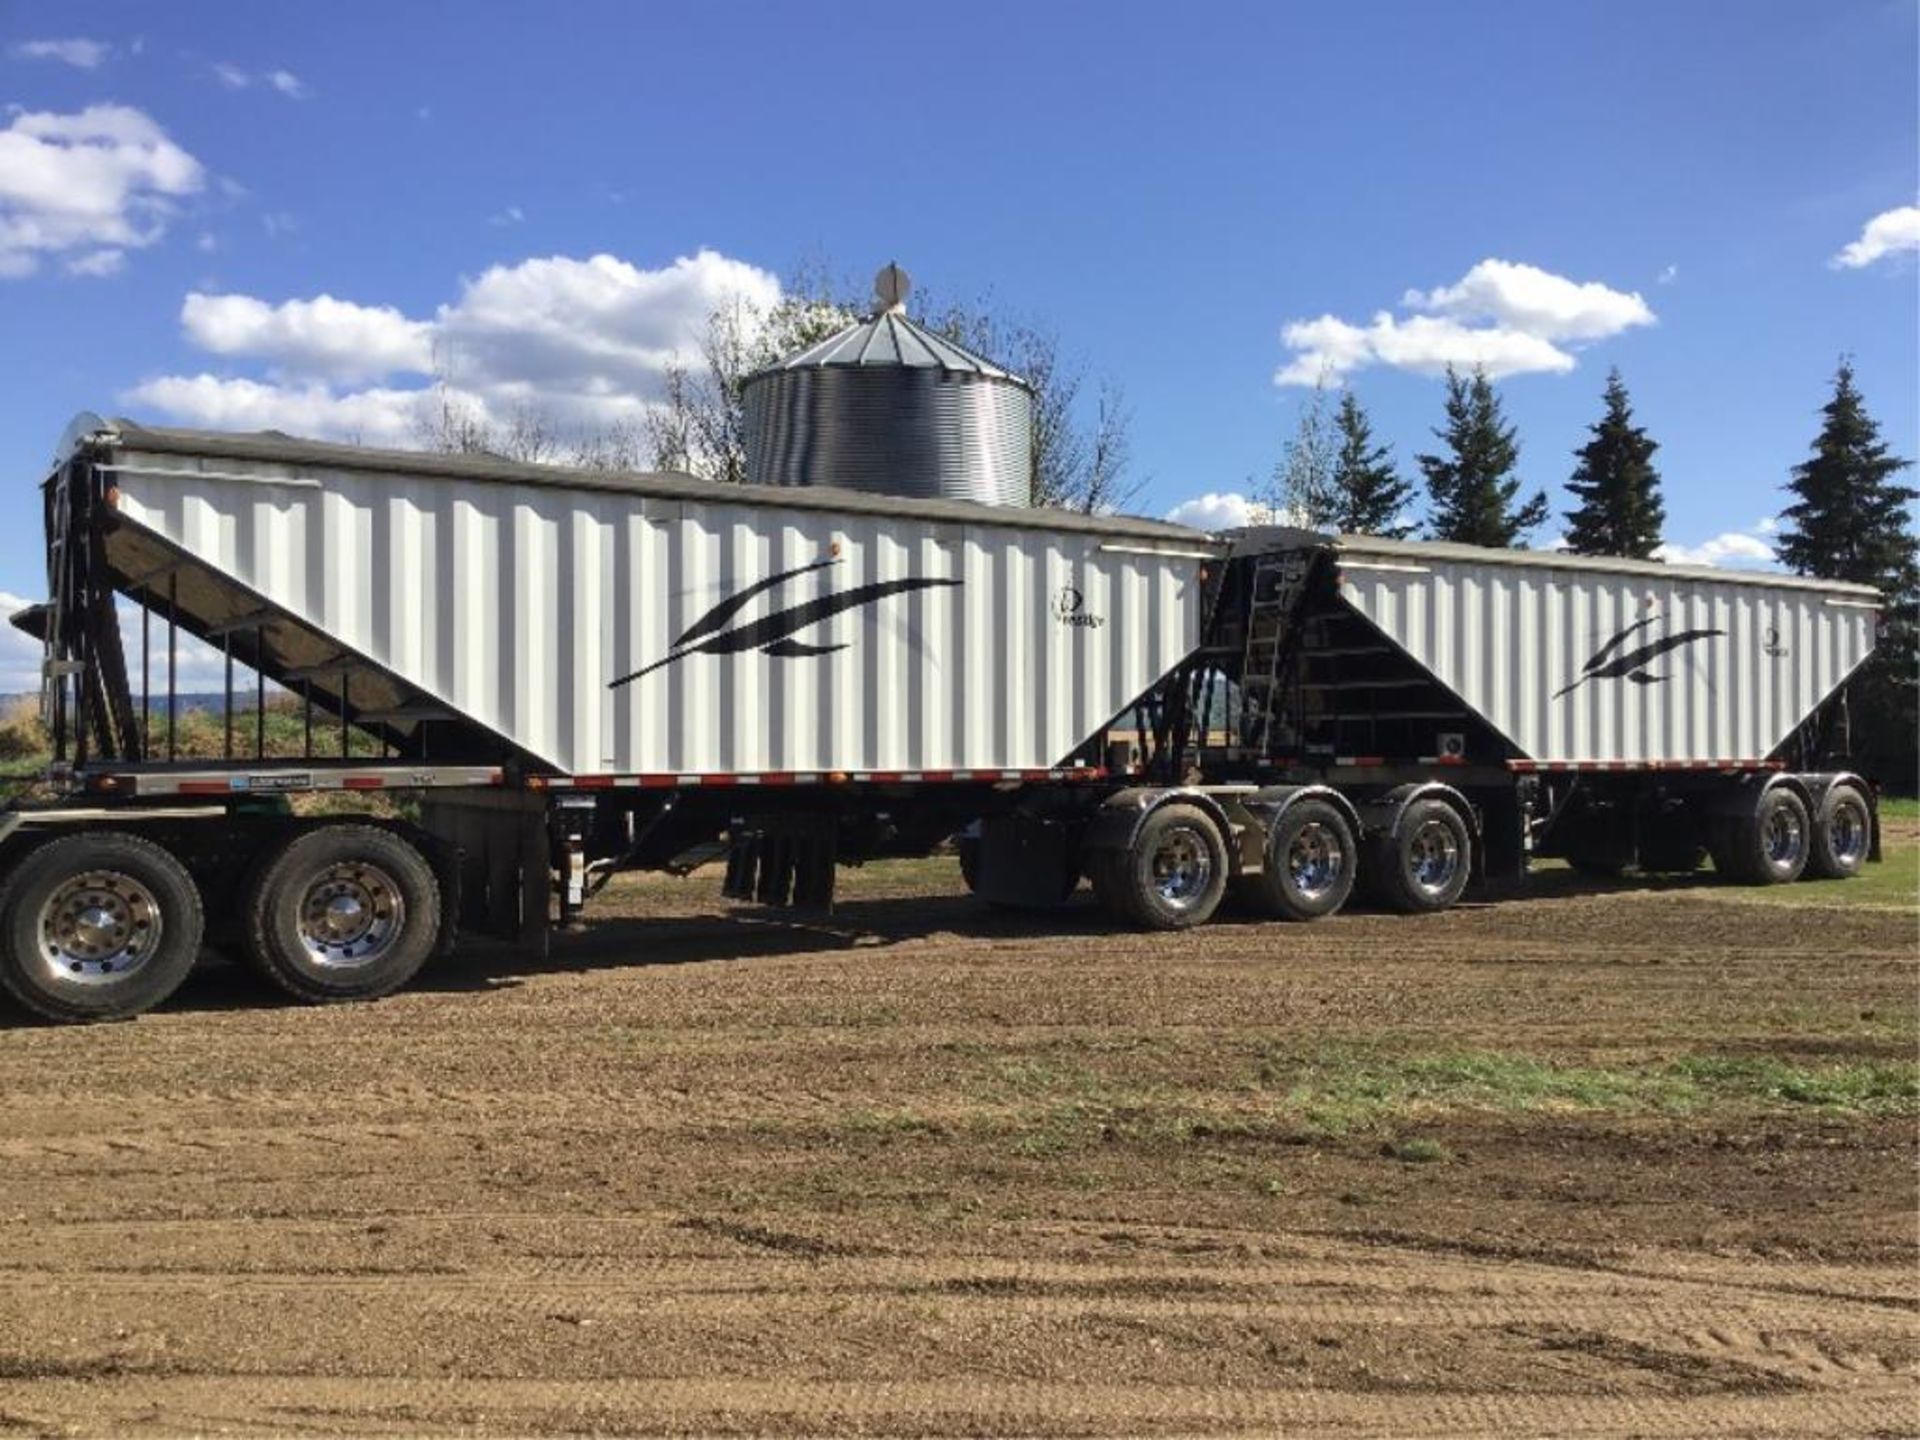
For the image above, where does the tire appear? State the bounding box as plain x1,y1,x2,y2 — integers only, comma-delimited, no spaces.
1239,800,1356,921
242,825,440,1003
1102,803,1228,930
1369,799,1472,914
0,831,204,1023
1715,788,1810,886
1807,785,1872,880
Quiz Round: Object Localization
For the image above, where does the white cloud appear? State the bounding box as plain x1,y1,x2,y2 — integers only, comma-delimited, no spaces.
489,204,525,226
1655,530,1777,569
181,292,435,382
1277,312,1578,385
1277,259,1653,386
1657,263,1679,285
0,105,204,278
126,248,786,445
1405,259,1654,342
1164,492,1286,531
64,248,125,277
121,374,428,447
9,37,111,68
1831,204,1920,270
211,62,310,97
0,591,46,693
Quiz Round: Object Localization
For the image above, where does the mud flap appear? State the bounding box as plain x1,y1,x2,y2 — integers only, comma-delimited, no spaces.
722,815,838,909
972,812,1081,907
419,789,551,956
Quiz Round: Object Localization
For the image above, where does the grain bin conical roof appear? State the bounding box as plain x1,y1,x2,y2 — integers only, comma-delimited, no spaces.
742,264,1035,507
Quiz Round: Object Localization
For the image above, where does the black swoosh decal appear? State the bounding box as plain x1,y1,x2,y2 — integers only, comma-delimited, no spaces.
1581,615,1658,673
1554,627,1725,698
761,639,848,658
612,575,960,687
673,557,838,649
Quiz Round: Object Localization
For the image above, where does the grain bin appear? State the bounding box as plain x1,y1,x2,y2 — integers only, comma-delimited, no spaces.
742,265,1033,507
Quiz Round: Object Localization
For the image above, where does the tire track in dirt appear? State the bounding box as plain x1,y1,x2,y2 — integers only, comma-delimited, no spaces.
0,866,1912,1434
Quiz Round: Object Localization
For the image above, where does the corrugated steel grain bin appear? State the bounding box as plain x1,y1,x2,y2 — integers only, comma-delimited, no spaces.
1326,536,1880,766
92,424,1209,777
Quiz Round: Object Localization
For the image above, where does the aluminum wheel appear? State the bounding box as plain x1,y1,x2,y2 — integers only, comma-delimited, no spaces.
297,862,405,970
1762,803,1805,867
1150,825,1215,912
1407,819,1462,897
1827,798,1869,866
1286,821,1346,902
35,870,163,985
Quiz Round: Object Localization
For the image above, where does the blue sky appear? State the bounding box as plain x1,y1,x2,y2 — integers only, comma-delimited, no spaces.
0,0,1914,624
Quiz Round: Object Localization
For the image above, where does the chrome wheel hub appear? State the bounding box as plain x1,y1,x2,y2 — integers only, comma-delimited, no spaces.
298,862,404,970
1408,820,1461,896
1150,826,1214,911
1285,821,1345,900
37,871,162,984
1829,801,1868,865
1764,806,1804,866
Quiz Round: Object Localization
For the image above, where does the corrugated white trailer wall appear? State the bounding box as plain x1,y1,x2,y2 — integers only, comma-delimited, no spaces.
1329,538,1878,765
101,432,1206,777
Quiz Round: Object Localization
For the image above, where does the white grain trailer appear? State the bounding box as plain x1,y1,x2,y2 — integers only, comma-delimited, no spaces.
0,418,1883,1023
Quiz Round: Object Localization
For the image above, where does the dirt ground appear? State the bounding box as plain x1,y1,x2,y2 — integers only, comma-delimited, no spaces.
0,850,1914,1437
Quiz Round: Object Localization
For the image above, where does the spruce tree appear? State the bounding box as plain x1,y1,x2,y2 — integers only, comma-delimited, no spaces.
1417,366,1548,547
1328,392,1415,538
1778,360,1918,789
1563,368,1665,558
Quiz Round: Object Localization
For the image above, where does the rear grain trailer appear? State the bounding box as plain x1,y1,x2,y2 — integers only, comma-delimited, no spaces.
0,283,1884,1024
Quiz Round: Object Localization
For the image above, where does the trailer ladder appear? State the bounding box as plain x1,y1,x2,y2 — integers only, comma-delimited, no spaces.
1238,549,1315,756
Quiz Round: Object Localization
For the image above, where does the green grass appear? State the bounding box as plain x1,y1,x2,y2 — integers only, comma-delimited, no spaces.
1258,1046,1919,1134
821,1044,1920,1156
1704,840,1919,910
1877,796,1919,821
1383,1137,1452,1164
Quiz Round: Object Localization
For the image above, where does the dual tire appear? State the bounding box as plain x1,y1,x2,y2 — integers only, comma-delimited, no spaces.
1091,803,1230,930
1712,784,1871,885
1236,799,1358,921
0,823,440,1022
240,825,441,1004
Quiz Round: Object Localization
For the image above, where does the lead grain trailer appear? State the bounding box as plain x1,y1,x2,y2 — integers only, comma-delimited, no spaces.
0,303,1884,1024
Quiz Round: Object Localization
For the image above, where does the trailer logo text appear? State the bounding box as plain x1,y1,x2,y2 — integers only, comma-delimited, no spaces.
1553,616,1724,699
610,558,959,687
1054,586,1105,630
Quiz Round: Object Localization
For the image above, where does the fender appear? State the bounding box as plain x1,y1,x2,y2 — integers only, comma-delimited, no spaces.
1232,785,1365,873
1351,781,1480,843
1703,769,1817,823
1079,786,1241,867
